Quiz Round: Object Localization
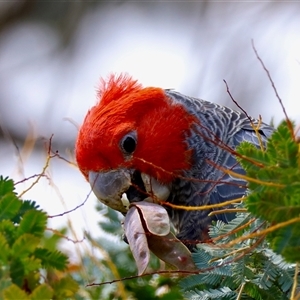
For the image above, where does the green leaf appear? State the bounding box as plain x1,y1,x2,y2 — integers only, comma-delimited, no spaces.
11,200,41,223
23,271,41,294
0,278,12,298
184,287,236,300
180,274,207,291
231,257,254,286
0,193,22,222
246,188,300,223
12,234,40,258
17,210,47,238
0,177,15,197
3,284,29,300
0,232,10,263
268,224,300,262
0,220,16,247
278,269,294,293
9,257,24,287
22,257,41,274
34,248,68,271
236,121,300,262
258,260,279,289
30,284,53,300
52,277,79,299
244,282,284,300
267,121,298,168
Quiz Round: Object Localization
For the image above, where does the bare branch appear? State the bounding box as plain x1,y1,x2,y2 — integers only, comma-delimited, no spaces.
251,39,295,140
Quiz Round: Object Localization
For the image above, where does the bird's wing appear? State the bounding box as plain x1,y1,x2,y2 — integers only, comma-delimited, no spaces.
212,120,273,223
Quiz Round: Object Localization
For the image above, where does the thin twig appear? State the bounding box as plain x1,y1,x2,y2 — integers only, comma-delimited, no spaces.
86,270,199,287
251,39,295,140
291,263,299,300
223,79,265,150
212,218,256,242
18,135,54,198
46,228,85,244
48,189,92,218
223,79,253,124
226,216,300,248
162,197,245,211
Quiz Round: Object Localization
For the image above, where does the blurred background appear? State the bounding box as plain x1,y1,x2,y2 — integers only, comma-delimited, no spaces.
0,1,300,263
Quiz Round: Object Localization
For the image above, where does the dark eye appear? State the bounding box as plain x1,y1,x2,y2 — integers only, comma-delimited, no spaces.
120,132,137,154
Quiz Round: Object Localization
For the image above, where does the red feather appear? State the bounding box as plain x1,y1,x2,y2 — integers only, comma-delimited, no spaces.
76,74,197,183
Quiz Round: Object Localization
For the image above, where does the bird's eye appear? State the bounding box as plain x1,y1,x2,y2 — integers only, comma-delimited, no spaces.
120,132,137,154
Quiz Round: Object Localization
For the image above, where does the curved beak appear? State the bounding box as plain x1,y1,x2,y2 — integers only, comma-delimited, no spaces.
89,169,131,213
89,169,171,213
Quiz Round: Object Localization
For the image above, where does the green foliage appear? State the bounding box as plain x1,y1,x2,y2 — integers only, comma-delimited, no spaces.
0,176,79,299
238,120,300,261
181,213,298,299
181,121,300,299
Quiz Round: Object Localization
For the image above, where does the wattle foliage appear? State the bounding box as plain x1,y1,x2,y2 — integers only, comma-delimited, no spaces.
0,176,79,299
180,120,300,299
238,120,300,262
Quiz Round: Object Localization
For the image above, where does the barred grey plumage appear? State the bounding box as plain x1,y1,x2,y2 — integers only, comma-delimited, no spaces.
165,90,274,248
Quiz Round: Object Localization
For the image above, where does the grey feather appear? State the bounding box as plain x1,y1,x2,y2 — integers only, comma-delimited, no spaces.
164,90,273,249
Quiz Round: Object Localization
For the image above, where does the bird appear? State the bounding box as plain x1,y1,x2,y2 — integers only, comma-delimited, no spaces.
75,73,274,250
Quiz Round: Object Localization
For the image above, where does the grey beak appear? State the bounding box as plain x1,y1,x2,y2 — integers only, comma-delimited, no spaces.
89,169,131,212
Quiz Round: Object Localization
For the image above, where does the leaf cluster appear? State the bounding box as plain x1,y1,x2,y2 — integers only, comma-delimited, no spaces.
0,176,79,299
237,121,300,262
181,121,300,299
181,212,298,299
